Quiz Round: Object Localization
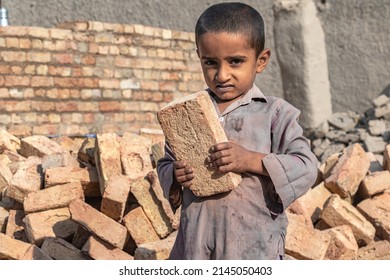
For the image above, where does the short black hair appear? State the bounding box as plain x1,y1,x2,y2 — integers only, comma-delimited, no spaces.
195,2,265,56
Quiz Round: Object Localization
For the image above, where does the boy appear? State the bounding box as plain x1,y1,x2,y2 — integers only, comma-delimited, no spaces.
157,2,318,259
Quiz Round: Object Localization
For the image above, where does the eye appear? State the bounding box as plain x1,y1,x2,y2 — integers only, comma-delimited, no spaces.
230,58,244,66
203,59,217,66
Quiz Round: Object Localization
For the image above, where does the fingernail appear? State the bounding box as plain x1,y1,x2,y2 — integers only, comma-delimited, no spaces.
207,156,211,163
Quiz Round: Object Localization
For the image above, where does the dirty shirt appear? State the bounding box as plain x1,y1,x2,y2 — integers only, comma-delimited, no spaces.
157,84,318,260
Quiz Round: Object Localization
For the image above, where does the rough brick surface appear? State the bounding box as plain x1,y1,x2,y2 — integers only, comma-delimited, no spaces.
130,176,173,238
157,91,242,197
134,232,177,260
69,199,128,249
7,156,42,203
24,181,84,213
323,225,358,260
357,192,390,240
100,175,131,222
94,133,122,195
0,232,31,260
82,235,134,260
285,212,331,260
44,166,100,197
321,194,376,246
383,144,390,171
324,143,370,200
359,170,390,198
23,207,78,246
19,135,66,158
354,240,390,260
122,206,160,246
288,182,332,223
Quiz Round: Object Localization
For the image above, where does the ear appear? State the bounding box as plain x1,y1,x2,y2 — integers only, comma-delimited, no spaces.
256,48,271,74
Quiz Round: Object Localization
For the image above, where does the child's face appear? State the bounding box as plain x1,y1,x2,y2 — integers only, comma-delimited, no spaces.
197,32,269,105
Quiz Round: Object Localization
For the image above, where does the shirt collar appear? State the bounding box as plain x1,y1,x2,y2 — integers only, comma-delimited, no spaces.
207,84,268,108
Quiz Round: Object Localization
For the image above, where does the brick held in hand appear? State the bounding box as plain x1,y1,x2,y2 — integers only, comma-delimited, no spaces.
157,91,242,197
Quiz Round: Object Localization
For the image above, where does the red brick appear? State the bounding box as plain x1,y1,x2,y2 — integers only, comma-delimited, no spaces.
55,101,78,112
26,52,51,63
1,51,26,62
99,101,121,112
30,76,54,87
53,53,74,64
31,101,55,111
5,100,31,112
4,76,30,87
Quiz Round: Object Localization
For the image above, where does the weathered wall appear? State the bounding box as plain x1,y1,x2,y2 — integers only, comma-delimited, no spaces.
1,0,284,103
0,22,204,136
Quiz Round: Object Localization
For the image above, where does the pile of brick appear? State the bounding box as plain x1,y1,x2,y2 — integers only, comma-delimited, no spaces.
310,92,390,164
285,142,390,259
0,123,389,260
0,128,179,260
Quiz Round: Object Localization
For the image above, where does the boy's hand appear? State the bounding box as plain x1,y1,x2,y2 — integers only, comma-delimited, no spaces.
173,160,194,188
208,140,262,174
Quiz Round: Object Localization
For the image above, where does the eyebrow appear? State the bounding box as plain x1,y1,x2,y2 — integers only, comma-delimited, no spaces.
201,55,247,60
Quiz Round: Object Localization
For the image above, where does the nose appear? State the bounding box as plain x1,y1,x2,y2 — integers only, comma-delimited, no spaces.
215,64,231,82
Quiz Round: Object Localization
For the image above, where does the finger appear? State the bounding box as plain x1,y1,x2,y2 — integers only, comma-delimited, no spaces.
217,162,234,173
209,142,232,153
173,161,187,169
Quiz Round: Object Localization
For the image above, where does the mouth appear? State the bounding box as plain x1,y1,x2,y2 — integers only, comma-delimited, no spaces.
215,84,234,93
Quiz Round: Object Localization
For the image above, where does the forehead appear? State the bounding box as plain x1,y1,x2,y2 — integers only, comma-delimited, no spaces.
197,32,255,56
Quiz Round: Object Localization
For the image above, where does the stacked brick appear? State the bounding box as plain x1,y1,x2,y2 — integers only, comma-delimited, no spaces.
0,22,205,137
0,128,179,260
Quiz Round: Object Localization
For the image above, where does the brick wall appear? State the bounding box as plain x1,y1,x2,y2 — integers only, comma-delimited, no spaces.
0,21,205,137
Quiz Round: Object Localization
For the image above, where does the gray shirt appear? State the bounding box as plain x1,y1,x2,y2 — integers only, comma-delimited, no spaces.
157,84,318,259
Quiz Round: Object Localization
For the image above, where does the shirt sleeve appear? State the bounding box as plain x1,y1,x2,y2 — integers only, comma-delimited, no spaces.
156,142,182,212
261,100,318,211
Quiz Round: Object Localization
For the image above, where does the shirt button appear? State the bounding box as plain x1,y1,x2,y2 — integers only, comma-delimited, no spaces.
219,117,224,122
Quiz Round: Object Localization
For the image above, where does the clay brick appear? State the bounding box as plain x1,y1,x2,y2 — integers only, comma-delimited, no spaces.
23,207,78,246
151,140,165,168
24,181,84,213
5,209,25,241
134,232,177,260
7,156,42,203
0,232,31,259
139,128,165,144
157,91,242,197
358,170,390,198
130,176,173,238
354,240,390,260
122,206,160,246
94,133,122,195
324,143,370,200
41,237,91,260
45,166,100,197
41,152,80,171
19,135,66,158
100,175,131,222
0,129,21,152
357,192,390,240
69,199,128,249
323,225,358,260
321,194,376,246
288,182,332,224
120,133,153,180
285,212,331,260
20,244,52,260
147,171,180,229
82,235,134,260
0,161,12,194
